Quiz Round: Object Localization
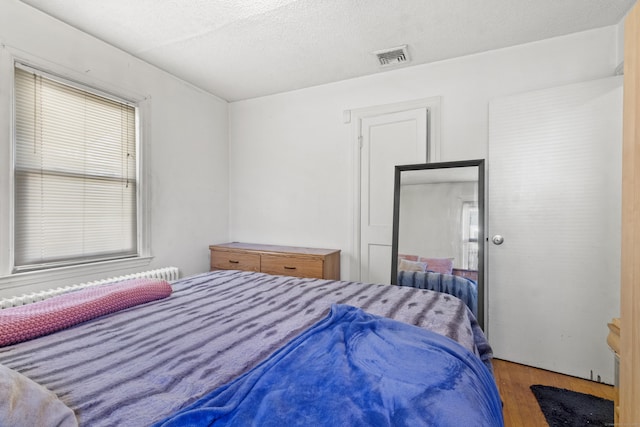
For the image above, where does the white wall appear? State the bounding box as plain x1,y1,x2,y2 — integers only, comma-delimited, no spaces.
229,26,619,281
617,19,626,68
0,0,229,298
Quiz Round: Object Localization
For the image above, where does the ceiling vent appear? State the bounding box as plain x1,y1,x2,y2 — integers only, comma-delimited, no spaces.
373,45,410,67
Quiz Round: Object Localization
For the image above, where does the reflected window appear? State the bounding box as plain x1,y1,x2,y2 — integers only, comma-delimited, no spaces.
461,201,479,271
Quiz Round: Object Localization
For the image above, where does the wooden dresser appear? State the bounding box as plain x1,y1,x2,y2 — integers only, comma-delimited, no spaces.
209,242,340,280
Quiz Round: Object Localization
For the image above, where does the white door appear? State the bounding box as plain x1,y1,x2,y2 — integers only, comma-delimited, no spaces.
488,77,622,383
359,108,428,284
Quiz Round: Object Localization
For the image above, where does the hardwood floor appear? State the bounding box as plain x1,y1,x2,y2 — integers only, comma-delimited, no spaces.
493,358,615,426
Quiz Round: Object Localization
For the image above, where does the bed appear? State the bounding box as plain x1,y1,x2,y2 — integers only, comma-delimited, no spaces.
0,270,503,426
396,254,479,316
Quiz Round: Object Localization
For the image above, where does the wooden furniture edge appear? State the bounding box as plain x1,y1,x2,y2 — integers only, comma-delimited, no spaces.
209,242,340,258
620,2,640,424
209,243,341,280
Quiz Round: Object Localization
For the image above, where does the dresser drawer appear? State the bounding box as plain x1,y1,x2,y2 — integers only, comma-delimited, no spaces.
260,254,323,279
210,243,340,280
211,250,260,272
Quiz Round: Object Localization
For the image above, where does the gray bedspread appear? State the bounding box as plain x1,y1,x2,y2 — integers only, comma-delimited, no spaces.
0,270,492,427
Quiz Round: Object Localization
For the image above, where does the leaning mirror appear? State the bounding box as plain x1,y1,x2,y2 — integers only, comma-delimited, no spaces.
391,160,485,327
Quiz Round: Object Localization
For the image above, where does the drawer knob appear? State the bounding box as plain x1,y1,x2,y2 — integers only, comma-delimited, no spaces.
228,260,239,264
284,266,297,270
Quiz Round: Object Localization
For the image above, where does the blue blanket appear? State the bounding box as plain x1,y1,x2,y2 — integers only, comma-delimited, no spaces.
397,270,478,316
154,304,503,427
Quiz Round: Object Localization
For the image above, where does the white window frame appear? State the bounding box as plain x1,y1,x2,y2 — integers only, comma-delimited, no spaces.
0,47,152,292
461,200,479,271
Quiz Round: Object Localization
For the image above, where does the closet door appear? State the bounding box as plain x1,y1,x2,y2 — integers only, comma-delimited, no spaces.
359,108,428,284
488,77,622,383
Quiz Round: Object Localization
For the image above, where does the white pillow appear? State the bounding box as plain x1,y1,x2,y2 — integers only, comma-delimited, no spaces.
398,258,428,272
0,363,78,427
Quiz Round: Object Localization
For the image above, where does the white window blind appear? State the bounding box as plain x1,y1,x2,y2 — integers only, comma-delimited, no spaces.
14,65,138,271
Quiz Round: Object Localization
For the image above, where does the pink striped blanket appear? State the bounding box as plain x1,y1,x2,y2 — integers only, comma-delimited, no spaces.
0,278,172,347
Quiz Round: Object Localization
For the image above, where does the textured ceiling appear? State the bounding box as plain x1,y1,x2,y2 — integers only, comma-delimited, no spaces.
19,0,637,101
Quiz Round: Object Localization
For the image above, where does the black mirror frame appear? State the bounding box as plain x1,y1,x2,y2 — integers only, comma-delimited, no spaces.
391,159,485,328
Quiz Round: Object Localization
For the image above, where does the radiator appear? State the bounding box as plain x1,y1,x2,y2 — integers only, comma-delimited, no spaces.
0,266,179,310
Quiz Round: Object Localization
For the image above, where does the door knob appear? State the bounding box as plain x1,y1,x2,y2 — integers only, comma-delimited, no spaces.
492,235,504,245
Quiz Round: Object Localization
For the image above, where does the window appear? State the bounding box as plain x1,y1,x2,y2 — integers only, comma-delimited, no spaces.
461,201,479,271
13,64,139,272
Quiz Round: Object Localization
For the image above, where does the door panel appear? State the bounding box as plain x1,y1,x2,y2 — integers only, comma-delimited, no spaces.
360,108,427,284
488,77,622,383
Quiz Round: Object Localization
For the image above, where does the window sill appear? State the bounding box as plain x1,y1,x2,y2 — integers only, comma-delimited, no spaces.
0,256,154,297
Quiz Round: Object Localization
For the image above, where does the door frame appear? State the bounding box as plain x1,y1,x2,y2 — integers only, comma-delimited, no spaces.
620,1,640,421
346,97,441,281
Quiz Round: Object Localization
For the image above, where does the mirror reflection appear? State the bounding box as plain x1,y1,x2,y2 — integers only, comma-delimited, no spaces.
391,160,485,327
